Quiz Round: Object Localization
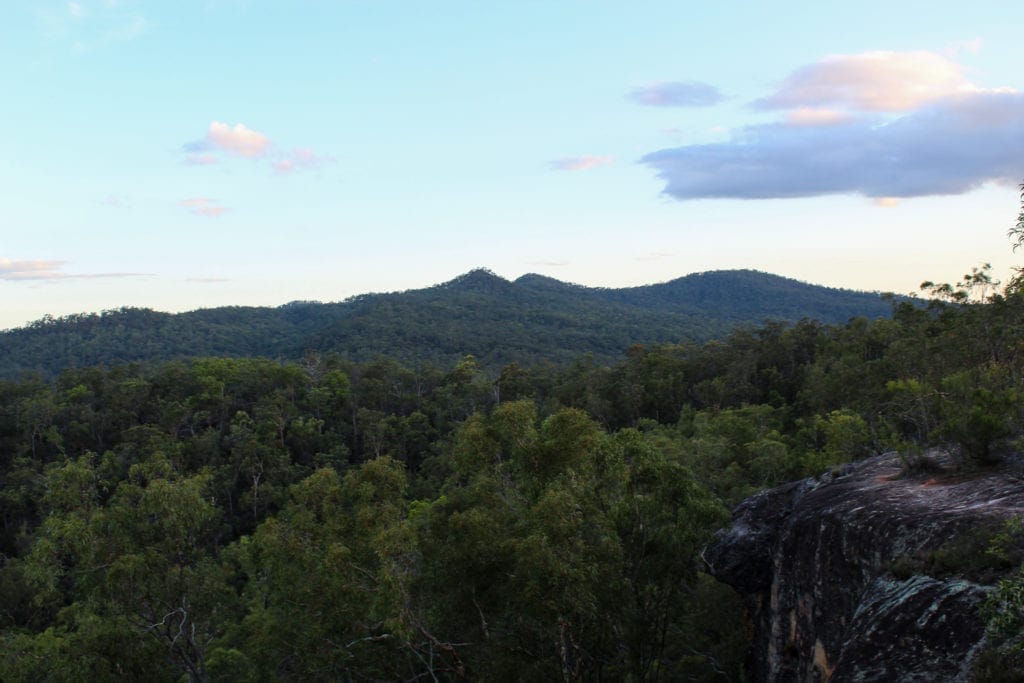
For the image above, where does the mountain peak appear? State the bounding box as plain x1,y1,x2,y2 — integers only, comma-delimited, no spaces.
436,268,512,293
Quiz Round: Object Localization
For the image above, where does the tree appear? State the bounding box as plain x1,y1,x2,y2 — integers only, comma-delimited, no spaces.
15,452,233,681
1009,181,1024,252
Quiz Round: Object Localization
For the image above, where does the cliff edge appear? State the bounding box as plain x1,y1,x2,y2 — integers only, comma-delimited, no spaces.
705,452,1024,682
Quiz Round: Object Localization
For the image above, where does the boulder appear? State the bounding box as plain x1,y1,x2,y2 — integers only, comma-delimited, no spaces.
705,452,1024,681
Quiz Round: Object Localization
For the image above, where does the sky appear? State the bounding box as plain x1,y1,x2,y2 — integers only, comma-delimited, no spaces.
2,1,1023,330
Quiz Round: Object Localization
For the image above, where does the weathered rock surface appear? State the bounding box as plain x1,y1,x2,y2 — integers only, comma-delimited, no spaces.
705,452,1024,682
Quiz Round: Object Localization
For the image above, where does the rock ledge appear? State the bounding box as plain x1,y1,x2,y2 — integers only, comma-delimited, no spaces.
705,452,1024,682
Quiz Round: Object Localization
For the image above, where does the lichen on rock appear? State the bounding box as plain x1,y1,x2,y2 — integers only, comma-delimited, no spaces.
705,451,1024,682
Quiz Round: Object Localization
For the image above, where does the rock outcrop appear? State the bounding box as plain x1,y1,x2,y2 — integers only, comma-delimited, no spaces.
705,452,1024,682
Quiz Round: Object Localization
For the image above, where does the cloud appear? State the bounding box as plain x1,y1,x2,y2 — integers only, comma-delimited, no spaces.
628,81,724,107
180,197,228,217
527,260,569,267
184,152,219,166
181,121,269,161
0,258,148,281
640,50,1022,201
272,147,334,174
783,108,851,126
1,259,67,280
182,122,333,175
873,197,901,208
206,121,269,158
755,50,994,113
186,277,230,283
641,91,1024,200
550,156,613,171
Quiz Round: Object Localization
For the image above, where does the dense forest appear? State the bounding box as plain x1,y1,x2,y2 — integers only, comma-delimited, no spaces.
0,269,896,379
3,249,1024,680
3,189,1024,680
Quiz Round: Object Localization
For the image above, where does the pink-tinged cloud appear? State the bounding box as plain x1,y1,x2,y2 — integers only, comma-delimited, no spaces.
183,123,336,176
784,108,851,126
180,197,228,217
873,197,901,208
206,121,269,158
0,258,148,281
550,156,614,171
272,147,335,174
756,50,1001,113
184,152,219,166
1,259,67,280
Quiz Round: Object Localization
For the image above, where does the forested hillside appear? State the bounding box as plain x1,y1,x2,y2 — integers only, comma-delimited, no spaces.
2,263,1024,679
0,269,895,379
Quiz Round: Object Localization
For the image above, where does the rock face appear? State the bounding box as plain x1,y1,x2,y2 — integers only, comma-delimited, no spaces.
705,452,1024,682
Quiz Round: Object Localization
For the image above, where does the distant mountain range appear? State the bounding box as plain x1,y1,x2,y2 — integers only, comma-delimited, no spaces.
0,269,898,378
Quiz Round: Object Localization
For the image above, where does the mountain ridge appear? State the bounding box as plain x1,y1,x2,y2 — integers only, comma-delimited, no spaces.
0,268,898,378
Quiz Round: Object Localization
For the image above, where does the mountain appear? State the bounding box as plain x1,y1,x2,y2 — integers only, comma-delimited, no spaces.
0,268,897,378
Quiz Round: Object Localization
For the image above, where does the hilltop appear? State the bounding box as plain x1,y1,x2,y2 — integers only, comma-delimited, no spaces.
0,268,896,378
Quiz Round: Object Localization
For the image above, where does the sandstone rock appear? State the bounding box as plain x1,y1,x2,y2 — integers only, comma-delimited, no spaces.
705,451,1024,682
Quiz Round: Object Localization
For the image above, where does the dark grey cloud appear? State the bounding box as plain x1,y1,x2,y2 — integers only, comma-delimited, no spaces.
628,81,724,107
640,92,1024,199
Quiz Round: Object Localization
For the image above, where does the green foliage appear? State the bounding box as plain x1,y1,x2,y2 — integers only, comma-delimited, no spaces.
891,522,1020,583
1008,182,1024,253
979,518,1024,679
1,257,1024,680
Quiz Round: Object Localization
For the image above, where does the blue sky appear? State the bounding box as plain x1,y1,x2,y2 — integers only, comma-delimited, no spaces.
2,1,1022,329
